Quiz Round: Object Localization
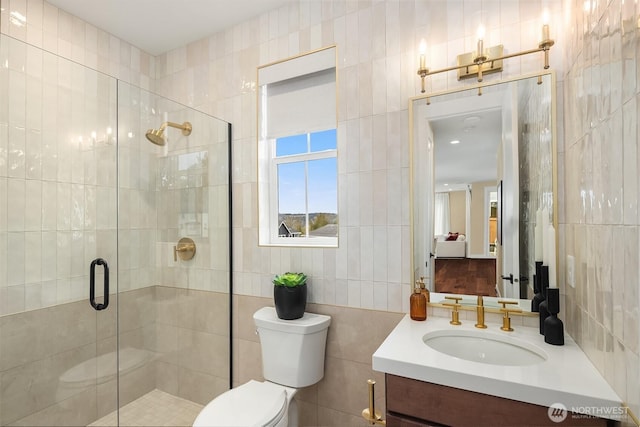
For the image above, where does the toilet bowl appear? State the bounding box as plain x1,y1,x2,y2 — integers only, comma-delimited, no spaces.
193,307,331,427
193,380,296,427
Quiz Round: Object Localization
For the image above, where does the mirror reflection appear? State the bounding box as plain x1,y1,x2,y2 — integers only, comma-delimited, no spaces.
410,72,556,307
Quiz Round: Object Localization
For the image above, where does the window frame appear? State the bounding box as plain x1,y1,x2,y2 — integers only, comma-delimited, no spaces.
257,46,338,248
267,132,338,247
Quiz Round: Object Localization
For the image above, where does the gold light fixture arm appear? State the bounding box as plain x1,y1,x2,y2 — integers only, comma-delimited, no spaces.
417,67,429,94
418,44,554,93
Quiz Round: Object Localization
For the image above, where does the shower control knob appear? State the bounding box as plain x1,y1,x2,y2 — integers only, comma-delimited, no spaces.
174,237,196,261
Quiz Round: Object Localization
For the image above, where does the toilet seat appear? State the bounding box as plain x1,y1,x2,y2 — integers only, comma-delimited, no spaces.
193,380,289,427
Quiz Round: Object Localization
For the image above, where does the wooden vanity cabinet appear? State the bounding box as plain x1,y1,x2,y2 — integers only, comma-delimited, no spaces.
385,374,615,427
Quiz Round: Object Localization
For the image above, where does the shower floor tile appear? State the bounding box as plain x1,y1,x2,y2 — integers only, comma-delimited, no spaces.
89,389,203,427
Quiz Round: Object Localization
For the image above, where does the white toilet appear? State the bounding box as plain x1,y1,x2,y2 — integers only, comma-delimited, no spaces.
193,307,331,427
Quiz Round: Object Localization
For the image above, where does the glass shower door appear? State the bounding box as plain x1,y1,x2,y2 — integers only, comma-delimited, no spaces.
0,33,231,427
115,83,231,424
0,34,119,426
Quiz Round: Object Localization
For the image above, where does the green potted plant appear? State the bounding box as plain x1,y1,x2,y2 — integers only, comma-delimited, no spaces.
272,272,307,320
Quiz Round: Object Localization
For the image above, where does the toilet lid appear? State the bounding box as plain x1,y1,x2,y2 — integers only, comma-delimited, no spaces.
193,380,287,427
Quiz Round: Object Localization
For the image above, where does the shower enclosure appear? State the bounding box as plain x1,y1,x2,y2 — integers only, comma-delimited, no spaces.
0,34,232,426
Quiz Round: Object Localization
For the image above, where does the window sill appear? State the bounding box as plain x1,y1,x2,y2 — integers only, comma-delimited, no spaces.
258,237,338,248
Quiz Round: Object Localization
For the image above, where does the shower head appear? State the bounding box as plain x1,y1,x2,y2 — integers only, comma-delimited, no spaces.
145,121,192,146
145,128,166,146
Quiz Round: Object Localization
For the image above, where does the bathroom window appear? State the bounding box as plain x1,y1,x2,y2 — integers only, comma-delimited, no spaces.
257,47,338,247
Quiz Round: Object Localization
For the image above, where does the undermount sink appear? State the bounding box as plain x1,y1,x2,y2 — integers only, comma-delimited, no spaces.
423,329,547,366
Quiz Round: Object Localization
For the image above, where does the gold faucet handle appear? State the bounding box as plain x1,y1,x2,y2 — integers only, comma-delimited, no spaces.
498,301,521,332
444,295,463,304
498,300,519,309
442,302,462,325
442,302,461,309
499,301,522,316
499,307,522,315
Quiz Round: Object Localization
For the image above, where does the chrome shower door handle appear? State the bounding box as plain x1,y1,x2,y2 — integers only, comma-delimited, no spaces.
89,258,109,311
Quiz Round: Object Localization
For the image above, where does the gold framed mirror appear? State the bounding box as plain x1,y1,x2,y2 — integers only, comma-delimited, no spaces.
409,71,558,311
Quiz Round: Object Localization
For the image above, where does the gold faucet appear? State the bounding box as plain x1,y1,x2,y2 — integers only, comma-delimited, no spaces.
475,295,487,329
443,296,462,325
498,300,522,332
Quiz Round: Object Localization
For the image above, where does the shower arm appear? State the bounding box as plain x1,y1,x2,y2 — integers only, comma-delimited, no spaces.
160,121,192,135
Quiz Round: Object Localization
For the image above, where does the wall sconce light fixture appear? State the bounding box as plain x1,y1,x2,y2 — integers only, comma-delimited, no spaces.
417,12,555,95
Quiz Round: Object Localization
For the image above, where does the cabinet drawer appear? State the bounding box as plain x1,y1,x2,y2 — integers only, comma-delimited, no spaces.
386,374,610,427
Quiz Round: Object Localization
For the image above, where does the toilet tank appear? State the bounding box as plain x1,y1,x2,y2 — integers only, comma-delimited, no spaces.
253,307,331,388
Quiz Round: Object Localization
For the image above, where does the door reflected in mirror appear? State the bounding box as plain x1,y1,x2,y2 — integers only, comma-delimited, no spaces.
410,72,557,307
488,191,498,255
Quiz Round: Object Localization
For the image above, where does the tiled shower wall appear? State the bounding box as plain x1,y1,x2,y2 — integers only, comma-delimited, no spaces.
1,0,231,423
562,0,640,417
0,0,156,315
0,3,162,422
0,35,122,315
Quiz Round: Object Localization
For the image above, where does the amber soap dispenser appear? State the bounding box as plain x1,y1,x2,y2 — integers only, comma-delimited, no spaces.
418,276,430,302
410,280,427,321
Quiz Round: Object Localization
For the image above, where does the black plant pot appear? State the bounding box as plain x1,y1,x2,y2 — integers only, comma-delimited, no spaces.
274,283,307,320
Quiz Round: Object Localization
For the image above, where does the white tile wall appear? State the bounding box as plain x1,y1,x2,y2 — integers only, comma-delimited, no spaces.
1,0,154,90
152,0,567,315
0,1,144,315
1,0,232,315
563,0,640,421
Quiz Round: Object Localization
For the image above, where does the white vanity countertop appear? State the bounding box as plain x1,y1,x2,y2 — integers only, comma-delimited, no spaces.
373,315,622,419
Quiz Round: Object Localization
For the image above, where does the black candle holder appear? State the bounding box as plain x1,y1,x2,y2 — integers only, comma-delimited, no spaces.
544,287,564,345
531,261,544,312
538,265,550,335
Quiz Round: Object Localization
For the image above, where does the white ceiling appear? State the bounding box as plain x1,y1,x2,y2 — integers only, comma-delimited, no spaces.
46,0,294,55
431,109,501,193
46,0,502,193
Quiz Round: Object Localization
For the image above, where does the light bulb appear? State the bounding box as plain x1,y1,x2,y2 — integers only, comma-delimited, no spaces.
419,39,427,69
476,24,485,59
542,9,550,40
542,8,550,25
